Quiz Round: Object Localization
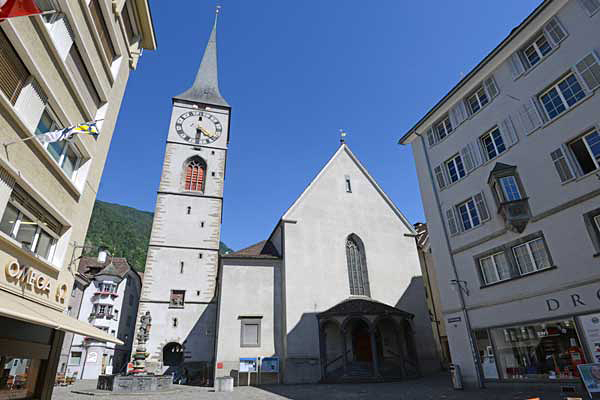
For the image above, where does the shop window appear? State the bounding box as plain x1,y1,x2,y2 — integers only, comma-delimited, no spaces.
474,330,499,379
0,357,41,398
488,319,585,380
240,317,261,347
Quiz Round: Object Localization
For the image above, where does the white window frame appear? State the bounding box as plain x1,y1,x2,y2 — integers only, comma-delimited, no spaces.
480,127,506,160
522,33,552,68
36,109,83,181
479,252,511,285
512,238,551,275
539,73,586,120
498,176,522,202
435,115,453,140
568,129,600,174
457,197,480,231
446,154,466,183
0,202,58,261
466,85,489,115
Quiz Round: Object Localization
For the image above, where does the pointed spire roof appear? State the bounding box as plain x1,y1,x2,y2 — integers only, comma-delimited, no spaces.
174,14,229,107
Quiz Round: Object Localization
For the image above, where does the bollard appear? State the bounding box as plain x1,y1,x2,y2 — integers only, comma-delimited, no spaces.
215,376,234,392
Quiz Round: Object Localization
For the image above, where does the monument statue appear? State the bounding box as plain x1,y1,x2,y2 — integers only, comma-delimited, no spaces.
131,311,152,375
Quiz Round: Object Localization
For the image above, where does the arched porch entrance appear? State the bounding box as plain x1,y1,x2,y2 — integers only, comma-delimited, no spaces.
318,298,420,382
163,342,184,367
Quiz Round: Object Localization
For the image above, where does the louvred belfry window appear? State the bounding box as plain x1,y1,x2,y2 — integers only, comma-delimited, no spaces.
184,158,206,192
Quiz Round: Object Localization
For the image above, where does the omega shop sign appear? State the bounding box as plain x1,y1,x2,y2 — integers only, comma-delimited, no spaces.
4,261,68,303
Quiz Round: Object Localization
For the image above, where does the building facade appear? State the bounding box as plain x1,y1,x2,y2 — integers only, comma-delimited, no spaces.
64,257,141,380
414,223,451,369
214,144,441,384
0,1,155,399
399,0,600,387
134,16,230,384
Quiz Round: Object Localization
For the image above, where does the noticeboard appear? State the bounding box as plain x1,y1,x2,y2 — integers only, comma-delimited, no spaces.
239,358,257,373
261,357,279,373
577,363,600,398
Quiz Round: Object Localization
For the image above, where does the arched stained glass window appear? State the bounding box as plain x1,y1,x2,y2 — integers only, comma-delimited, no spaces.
346,234,370,296
184,158,206,192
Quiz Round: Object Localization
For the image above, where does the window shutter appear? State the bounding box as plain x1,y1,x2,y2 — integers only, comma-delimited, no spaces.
575,52,600,91
578,0,600,15
550,147,575,183
426,127,436,146
474,192,490,222
518,100,542,134
51,14,75,61
434,165,447,190
469,142,484,168
0,30,30,104
14,79,48,132
484,76,499,99
461,145,475,173
446,208,459,236
509,53,525,79
450,101,467,126
543,17,567,46
500,116,519,147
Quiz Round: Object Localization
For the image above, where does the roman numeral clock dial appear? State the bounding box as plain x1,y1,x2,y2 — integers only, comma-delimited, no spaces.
175,111,223,145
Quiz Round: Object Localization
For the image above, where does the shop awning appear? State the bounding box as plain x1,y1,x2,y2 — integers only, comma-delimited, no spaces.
0,291,123,345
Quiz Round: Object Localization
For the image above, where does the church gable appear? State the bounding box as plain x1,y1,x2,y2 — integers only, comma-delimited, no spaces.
282,144,414,234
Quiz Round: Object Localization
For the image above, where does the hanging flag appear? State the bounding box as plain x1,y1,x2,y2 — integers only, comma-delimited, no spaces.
37,121,100,145
0,0,43,19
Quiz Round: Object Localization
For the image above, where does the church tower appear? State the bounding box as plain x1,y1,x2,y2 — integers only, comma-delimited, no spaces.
135,13,230,379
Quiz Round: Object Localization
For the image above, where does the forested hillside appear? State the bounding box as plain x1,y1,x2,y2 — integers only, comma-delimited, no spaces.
84,200,233,271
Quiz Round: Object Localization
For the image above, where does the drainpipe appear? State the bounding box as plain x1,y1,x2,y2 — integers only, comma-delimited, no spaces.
406,133,483,388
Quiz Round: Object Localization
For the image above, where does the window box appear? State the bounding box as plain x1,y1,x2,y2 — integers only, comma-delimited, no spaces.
488,163,531,233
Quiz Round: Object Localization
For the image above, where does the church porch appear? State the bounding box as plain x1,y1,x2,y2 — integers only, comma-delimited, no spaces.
317,298,420,383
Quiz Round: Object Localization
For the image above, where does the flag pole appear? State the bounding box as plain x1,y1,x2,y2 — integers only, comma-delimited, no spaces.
2,119,104,149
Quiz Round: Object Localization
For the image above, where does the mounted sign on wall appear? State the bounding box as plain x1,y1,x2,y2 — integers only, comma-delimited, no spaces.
3,261,68,304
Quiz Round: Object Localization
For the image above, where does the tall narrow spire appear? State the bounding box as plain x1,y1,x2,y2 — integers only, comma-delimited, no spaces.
174,7,229,107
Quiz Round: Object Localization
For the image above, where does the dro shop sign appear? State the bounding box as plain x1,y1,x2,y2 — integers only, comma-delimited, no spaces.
4,261,68,302
545,289,600,312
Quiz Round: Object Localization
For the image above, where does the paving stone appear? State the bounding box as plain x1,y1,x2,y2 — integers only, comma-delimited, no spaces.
51,374,587,400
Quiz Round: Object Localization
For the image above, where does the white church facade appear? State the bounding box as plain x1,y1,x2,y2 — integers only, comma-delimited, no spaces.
215,144,440,384
135,13,439,385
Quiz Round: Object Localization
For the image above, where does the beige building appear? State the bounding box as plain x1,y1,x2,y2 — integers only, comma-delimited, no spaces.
0,1,155,399
414,223,450,369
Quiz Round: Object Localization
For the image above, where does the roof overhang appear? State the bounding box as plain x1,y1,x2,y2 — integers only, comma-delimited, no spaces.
134,0,157,51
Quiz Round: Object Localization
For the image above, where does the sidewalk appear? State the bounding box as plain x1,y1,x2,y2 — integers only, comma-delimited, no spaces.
51,373,589,399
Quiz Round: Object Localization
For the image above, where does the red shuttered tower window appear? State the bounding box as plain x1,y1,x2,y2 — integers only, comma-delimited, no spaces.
184,159,206,192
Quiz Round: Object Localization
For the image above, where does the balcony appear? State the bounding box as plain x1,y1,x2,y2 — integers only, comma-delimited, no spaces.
94,290,118,298
88,312,115,321
498,198,531,233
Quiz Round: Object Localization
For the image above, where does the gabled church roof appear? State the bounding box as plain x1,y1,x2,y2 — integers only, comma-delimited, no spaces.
173,15,229,107
281,143,416,234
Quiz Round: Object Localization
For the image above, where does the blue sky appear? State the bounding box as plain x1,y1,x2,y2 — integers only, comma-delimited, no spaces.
98,0,541,251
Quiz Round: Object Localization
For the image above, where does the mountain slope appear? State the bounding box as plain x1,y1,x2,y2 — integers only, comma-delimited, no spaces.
84,200,233,271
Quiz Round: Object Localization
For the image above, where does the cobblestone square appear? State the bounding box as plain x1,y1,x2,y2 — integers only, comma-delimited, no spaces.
51,374,588,400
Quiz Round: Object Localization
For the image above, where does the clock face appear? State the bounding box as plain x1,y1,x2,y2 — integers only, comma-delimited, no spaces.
174,111,223,145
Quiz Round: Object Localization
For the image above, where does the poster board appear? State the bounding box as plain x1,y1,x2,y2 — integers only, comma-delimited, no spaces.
239,358,257,373
579,314,600,363
577,363,600,398
261,357,279,373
